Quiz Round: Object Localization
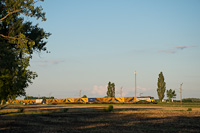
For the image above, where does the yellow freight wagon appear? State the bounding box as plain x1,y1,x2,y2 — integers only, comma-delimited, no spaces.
102,97,115,103
124,97,137,103
66,98,74,103
46,99,54,104
115,97,125,103
23,100,36,104
74,98,81,103
81,98,88,103
53,99,67,103
8,100,22,104
96,98,104,103
74,98,88,103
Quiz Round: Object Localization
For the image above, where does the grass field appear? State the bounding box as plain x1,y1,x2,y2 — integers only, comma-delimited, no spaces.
0,103,200,132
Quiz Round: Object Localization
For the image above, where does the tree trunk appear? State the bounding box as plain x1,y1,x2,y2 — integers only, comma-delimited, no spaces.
1,100,4,105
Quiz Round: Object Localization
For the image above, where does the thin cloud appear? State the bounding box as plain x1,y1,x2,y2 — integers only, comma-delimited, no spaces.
176,46,195,50
35,60,64,64
33,59,65,67
159,45,196,54
159,50,176,54
91,85,107,97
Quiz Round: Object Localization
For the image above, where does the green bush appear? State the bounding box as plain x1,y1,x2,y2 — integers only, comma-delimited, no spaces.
18,108,24,113
62,108,68,112
187,108,192,111
104,105,114,112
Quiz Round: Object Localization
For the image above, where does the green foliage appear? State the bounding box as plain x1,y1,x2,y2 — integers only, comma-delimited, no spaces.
62,108,68,113
182,98,200,102
0,0,50,102
187,108,192,111
82,95,87,98
18,108,24,113
104,105,114,112
107,82,115,97
167,89,176,102
157,72,166,102
24,96,54,100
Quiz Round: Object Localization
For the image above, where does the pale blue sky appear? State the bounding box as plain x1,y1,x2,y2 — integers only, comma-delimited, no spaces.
23,0,200,100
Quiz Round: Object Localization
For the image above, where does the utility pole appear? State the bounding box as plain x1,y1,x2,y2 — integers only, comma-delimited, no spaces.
180,83,183,104
134,71,137,97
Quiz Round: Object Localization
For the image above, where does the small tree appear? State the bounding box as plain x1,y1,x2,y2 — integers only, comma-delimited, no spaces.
107,82,115,97
82,95,87,98
167,89,176,102
157,72,166,102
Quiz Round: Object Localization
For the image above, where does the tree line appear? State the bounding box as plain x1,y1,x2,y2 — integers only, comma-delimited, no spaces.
24,96,55,100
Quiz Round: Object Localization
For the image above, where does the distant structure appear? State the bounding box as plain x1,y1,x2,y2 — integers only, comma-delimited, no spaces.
134,71,137,97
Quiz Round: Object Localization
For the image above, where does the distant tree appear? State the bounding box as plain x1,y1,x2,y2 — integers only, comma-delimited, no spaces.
111,83,115,97
82,95,87,98
24,96,54,100
107,82,115,97
167,89,176,102
157,72,166,102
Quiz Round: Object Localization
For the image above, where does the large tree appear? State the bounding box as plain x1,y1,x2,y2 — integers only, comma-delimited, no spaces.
0,0,50,104
107,82,115,97
167,89,176,102
157,72,166,102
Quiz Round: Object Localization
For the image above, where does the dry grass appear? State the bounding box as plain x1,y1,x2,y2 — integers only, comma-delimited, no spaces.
0,104,200,132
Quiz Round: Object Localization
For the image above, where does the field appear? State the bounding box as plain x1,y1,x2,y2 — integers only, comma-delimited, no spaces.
0,103,200,132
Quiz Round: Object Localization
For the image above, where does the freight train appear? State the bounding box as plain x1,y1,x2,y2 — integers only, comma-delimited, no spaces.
8,96,155,104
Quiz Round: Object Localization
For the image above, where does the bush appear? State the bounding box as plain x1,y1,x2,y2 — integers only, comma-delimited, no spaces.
104,105,114,112
62,108,68,112
18,108,24,113
187,108,192,111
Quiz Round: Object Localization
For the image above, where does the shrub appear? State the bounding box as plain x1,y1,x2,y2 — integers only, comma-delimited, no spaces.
187,108,192,111
18,108,24,113
62,108,68,112
104,105,114,112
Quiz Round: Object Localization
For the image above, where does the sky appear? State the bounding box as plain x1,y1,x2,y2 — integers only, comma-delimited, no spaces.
20,0,200,100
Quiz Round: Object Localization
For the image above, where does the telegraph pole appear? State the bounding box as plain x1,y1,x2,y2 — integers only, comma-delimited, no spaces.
180,83,183,104
134,71,137,97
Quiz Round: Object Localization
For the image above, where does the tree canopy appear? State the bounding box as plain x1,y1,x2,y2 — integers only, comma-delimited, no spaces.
82,95,87,98
0,0,51,104
107,82,115,97
157,72,166,102
167,89,176,102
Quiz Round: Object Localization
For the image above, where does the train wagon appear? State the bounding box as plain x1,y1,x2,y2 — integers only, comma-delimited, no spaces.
8,96,155,104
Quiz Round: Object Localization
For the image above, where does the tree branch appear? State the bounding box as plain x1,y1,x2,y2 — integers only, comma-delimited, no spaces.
0,33,34,43
0,9,23,21
0,34,18,40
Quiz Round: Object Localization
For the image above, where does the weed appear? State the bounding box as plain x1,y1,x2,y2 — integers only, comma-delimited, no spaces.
104,105,114,112
187,108,192,111
62,108,68,112
18,108,24,113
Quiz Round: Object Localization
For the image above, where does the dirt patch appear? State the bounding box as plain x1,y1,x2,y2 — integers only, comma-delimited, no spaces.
0,104,200,132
